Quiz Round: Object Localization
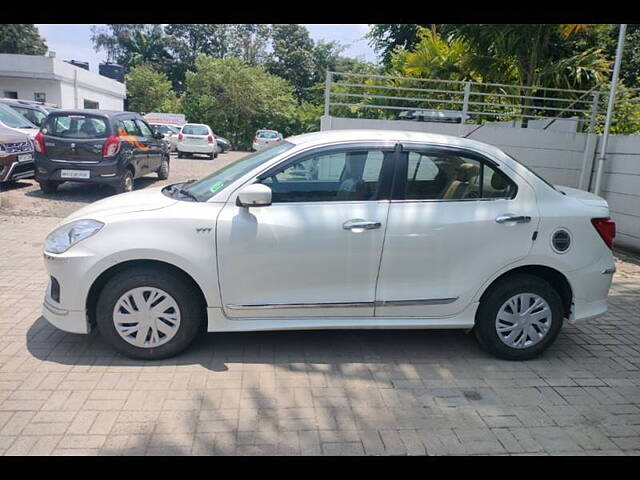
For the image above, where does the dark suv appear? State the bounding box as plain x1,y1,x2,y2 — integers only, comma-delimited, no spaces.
0,126,34,184
34,110,169,194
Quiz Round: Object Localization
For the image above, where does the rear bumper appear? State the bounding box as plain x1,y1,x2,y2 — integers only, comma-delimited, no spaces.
34,155,126,185
177,143,215,154
566,251,615,323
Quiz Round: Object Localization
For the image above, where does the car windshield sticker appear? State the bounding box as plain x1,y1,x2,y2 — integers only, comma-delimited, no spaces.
209,181,224,193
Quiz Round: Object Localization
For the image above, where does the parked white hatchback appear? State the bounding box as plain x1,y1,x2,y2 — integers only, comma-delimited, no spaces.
42,130,616,361
177,123,217,159
252,129,282,151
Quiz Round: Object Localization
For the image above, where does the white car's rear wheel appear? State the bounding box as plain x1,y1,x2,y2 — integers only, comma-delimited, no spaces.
474,274,563,360
96,266,203,359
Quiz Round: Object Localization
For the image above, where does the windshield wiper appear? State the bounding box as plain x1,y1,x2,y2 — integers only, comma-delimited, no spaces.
178,189,198,201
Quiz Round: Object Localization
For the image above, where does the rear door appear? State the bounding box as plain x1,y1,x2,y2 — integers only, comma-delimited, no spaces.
375,144,539,318
42,113,109,163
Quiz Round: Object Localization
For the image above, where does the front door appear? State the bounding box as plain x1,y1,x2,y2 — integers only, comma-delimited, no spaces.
216,144,396,318
375,144,540,318
118,118,149,175
136,119,162,171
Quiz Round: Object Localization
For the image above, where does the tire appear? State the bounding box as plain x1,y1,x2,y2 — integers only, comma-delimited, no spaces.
39,180,61,194
114,169,133,194
209,153,215,160
95,266,204,360
474,274,563,361
177,151,183,159
157,157,170,180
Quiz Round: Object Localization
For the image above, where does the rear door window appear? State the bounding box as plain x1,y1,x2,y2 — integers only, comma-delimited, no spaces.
399,148,516,200
44,114,109,139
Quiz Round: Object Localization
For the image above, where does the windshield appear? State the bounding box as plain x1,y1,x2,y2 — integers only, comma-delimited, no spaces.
11,106,47,127
182,125,209,135
0,104,36,129
182,141,294,201
257,131,279,139
506,153,558,192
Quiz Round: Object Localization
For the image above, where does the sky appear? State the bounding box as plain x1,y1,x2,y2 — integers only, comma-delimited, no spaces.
35,24,378,73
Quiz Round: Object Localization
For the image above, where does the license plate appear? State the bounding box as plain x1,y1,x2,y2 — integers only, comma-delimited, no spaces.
18,154,32,162
60,169,90,179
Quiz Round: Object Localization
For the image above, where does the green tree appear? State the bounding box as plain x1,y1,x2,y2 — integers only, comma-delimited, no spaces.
125,65,182,114
440,24,611,91
266,24,316,102
90,24,171,73
0,24,47,55
164,24,271,91
183,56,298,149
367,24,435,66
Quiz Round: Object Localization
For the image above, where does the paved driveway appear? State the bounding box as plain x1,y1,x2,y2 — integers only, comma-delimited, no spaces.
0,153,639,455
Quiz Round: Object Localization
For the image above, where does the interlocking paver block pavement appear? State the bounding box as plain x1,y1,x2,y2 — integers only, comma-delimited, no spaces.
1,153,640,455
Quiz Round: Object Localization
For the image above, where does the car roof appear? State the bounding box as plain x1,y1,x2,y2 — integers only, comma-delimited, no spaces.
0,99,42,110
49,109,141,118
286,129,508,158
182,123,209,127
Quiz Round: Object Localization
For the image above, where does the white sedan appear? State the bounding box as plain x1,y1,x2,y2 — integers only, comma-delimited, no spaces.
41,130,616,361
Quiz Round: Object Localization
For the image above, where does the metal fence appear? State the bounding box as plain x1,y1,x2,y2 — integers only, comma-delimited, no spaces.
323,71,613,134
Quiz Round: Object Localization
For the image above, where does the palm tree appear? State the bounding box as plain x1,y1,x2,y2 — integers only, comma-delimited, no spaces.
120,29,172,71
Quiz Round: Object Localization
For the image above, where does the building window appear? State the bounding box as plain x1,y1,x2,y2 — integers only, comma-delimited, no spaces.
3,91,18,99
34,92,46,103
84,99,99,109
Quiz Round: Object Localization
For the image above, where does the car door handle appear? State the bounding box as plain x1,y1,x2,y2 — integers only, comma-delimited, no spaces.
496,214,531,224
343,219,381,231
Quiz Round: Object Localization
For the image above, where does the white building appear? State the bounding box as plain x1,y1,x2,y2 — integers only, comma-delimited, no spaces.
0,53,126,110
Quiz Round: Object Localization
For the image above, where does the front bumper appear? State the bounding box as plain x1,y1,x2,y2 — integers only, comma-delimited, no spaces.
41,248,101,335
42,289,90,334
0,158,35,182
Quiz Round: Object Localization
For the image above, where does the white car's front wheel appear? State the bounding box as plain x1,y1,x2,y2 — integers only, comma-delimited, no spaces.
95,266,203,359
474,274,564,360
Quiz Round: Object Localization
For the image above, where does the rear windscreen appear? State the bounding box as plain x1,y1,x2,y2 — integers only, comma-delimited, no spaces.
257,131,278,139
43,114,109,139
182,125,209,135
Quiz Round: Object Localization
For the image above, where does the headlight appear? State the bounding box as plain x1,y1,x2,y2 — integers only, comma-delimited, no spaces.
44,219,104,254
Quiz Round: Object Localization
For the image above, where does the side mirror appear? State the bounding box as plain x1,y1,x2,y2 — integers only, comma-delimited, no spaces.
236,183,272,207
153,132,164,140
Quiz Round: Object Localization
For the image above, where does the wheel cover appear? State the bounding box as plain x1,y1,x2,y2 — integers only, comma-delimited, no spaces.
124,175,133,191
495,293,552,349
112,287,181,348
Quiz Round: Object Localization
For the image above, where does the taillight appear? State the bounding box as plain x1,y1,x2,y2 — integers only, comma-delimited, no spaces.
102,135,121,157
34,131,46,153
178,133,183,141
591,217,616,250
207,135,213,143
